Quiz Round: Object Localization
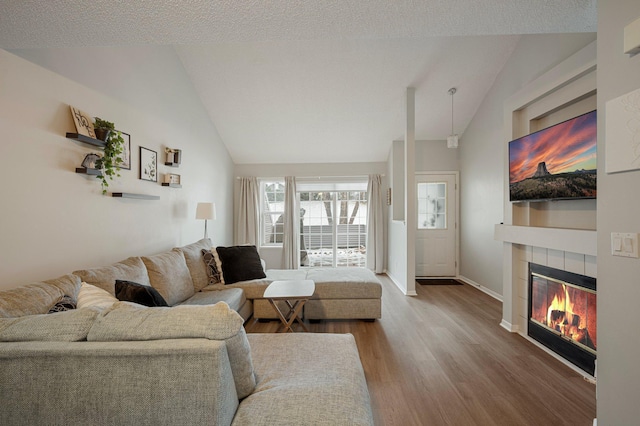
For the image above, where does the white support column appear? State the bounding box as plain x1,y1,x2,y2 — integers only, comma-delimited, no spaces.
405,87,417,296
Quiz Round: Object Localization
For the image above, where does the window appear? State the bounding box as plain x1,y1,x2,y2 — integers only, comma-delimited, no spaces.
417,182,446,229
260,180,285,246
298,179,368,268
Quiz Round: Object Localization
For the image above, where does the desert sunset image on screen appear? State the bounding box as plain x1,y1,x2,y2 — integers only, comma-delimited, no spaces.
509,110,597,202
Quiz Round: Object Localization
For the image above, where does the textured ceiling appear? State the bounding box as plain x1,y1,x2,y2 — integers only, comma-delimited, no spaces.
0,0,597,164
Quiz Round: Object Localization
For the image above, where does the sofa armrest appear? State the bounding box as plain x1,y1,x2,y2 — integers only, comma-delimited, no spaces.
0,339,239,426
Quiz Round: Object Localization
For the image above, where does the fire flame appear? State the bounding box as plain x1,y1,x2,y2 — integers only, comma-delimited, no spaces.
546,284,586,343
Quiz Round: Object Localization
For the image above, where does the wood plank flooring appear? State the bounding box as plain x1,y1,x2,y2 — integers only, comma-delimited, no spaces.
244,275,596,426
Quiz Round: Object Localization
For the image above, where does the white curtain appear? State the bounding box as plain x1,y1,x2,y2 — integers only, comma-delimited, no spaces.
366,174,384,273
281,176,299,269
235,177,260,246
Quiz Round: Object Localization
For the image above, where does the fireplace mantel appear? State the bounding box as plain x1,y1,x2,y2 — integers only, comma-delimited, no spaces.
495,224,597,257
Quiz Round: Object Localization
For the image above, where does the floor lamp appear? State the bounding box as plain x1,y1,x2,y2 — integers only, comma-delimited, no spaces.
196,202,216,239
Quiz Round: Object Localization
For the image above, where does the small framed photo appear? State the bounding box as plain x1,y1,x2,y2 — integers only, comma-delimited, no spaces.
118,132,131,170
164,173,181,184
139,147,157,182
165,147,182,165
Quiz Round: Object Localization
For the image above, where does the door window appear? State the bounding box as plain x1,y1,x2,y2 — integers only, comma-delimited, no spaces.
417,182,446,229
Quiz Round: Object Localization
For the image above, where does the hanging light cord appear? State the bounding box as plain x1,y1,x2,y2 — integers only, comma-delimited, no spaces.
448,87,456,135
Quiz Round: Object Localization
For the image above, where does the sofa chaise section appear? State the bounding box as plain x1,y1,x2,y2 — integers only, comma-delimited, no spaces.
246,268,382,320
234,333,374,426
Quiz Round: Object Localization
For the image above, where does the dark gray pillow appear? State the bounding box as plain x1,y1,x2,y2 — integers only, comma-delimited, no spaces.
48,295,76,314
115,280,168,307
215,245,266,284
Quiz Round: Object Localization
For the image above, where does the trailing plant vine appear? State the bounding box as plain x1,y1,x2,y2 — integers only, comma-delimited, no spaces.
93,117,124,195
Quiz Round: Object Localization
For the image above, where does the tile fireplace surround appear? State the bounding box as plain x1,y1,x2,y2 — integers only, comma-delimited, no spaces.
495,225,597,378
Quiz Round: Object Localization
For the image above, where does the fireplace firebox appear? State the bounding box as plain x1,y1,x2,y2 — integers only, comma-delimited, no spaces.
528,263,596,376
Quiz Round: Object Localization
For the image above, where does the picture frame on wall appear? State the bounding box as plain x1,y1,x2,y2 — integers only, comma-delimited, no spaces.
139,147,157,182
118,132,131,170
164,173,181,184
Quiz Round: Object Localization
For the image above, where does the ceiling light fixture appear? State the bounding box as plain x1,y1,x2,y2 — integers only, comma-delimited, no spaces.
447,87,458,149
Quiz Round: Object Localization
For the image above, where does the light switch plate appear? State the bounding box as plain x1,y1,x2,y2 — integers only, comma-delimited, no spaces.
611,232,639,258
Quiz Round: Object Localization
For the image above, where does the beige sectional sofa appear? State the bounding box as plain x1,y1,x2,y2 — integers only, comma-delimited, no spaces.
0,239,375,425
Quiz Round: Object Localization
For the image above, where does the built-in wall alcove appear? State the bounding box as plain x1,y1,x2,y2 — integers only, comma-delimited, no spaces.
510,91,597,231
496,41,598,378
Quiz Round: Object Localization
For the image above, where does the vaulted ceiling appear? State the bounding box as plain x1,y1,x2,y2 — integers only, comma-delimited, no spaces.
0,0,597,164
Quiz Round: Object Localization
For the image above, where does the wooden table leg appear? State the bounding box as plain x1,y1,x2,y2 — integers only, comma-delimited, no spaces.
284,299,309,332
267,298,310,332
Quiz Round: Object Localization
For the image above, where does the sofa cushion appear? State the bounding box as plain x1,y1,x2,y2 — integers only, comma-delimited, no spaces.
265,269,308,282
48,295,77,313
141,250,195,306
0,308,100,342
202,249,223,285
44,274,83,299
178,288,246,313
305,267,383,299
202,278,272,300
87,301,256,398
173,238,212,292
77,282,119,310
73,257,150,296
214,245,266,285
235,333,374,426
0,273,82,318
115,280,168,307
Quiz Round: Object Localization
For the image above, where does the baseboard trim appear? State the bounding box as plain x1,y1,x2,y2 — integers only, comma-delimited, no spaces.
457,275,503,302
386,273,417,296
500,319,519,333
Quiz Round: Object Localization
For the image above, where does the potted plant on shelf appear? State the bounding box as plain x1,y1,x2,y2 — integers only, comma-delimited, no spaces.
93,117,125,194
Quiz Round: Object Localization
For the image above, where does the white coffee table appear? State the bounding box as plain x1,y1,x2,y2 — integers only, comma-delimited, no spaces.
263,280,315,333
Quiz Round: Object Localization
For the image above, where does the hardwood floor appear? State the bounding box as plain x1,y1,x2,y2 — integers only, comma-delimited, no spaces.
244,275,596,426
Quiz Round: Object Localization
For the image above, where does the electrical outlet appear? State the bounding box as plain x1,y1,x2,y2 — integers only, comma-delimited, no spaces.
611,232,639,258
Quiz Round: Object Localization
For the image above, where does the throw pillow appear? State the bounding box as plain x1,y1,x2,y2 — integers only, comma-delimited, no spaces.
214,245,266,285
141,250,195,306
115,280,168,307
202,249,222,285
76,282,119,310
48,295,77,313
173,238,212,292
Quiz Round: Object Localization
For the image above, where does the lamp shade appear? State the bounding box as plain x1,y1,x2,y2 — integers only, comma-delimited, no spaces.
196,202,216,220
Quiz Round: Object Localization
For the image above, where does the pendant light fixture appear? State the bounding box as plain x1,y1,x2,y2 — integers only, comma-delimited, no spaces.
447,87,458,148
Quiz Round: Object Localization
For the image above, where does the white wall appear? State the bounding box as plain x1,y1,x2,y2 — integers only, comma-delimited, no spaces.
386,143,408,291
596,1,640,423
234,161,387,269
458,33,596,296
415,140,459,171
0,48,234,289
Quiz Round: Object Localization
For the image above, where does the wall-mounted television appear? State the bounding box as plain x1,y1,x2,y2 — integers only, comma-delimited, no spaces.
509,110,597,203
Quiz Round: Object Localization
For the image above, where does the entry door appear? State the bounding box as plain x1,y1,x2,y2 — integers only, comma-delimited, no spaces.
415,173,457,277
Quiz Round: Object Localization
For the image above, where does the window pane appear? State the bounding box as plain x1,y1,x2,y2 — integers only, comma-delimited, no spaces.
261,181,285,245
299,190,367,268
417,182,446,229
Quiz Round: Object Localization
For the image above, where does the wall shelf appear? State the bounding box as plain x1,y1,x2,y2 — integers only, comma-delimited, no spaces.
75,167,102,176
164,162,180,168
66,133,106,148
111,192,160,200
161,183,182,188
